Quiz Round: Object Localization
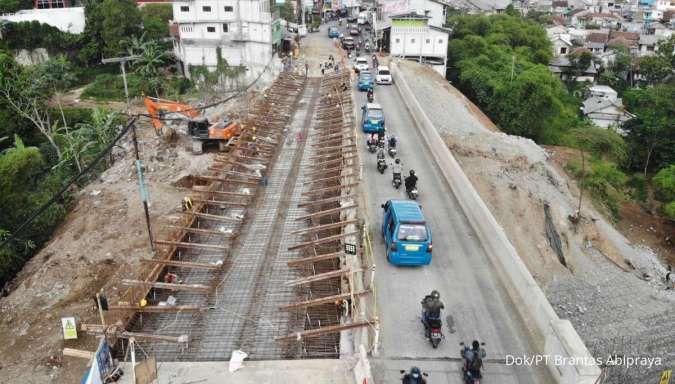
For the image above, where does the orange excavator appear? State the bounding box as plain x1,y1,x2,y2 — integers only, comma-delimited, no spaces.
144,96,240,154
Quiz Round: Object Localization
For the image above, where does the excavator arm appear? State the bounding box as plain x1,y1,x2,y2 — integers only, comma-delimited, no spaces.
143,97,201,134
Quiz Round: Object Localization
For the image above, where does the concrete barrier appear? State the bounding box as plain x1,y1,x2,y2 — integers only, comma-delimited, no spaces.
390,61,601,384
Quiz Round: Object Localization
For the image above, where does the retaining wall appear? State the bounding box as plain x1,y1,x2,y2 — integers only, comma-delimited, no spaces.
390,60,601,384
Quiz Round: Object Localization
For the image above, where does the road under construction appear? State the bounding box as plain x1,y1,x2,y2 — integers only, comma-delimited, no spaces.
81,61,376,367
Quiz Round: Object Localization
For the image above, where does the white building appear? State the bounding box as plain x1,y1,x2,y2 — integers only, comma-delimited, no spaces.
582,86,633,130
0,7,85,34
389,13,450,76
171,0,275,82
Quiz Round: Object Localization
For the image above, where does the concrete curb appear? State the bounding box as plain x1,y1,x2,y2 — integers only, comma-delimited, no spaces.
390,60,601,384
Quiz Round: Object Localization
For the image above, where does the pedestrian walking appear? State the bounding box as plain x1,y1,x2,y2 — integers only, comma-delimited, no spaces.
335,64,339,73
305,62,308,76
667,265,674,290
321,65,325,75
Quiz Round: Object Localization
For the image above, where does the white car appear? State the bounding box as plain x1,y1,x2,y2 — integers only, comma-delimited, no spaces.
354,57,369,73
375,65,392,84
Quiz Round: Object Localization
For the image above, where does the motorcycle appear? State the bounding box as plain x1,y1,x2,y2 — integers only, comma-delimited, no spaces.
407,187,418,200
422,311,443,348
460,341,487,384
377,138,385,149
400,368,428,384
367,92,374,103
367,141,377,153
388,144,397,158
393,173,402,189
377,158,388,174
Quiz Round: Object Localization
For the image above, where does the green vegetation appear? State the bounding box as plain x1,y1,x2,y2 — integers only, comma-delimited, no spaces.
447,14,576,143
276,0,296,23
447,13,674,221
140,3,174,41
0,53,125,286
653,165,675,220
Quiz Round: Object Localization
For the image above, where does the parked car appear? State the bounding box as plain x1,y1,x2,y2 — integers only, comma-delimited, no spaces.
328,26,340,38
342,36,355,50
361,102,384,133
357,71,374,91
375,65,392,84
349,27,360,36
347,15,358,23
354,57,369,73
381,200,433,266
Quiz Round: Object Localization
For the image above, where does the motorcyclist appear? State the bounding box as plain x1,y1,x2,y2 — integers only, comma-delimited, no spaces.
392,158,403,183
420,290,444,337
388,135,397,148
462,340,484,380
377,147,386,162
377,125,385,142
367,88,374,101
402,366,427,384
369,133,378,146
405,169,418,193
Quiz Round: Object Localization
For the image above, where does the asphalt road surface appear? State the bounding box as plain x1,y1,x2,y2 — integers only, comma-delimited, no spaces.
320,22,554,383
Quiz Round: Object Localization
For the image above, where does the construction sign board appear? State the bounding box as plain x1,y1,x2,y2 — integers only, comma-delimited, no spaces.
61,317,78,340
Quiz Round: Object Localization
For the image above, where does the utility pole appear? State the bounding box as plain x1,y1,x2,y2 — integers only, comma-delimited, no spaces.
101,55,141,113
102,55,154,251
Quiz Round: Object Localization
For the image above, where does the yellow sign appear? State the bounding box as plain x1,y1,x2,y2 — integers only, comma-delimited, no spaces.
61,317,77,340
660,370,672,384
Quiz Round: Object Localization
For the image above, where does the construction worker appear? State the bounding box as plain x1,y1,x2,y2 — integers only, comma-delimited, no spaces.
182,197,193,212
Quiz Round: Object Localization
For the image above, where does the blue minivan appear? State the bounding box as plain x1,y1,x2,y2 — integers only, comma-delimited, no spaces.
381,200,433,265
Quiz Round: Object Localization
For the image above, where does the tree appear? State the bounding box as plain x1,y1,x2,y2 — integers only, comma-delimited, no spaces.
638,55,671,85
276,0,295,23
0,53,63,161
141,3,173,41
0,135,67,286
80,0,142,62
126,36,173,97
623,84,675,175
35,56,82,170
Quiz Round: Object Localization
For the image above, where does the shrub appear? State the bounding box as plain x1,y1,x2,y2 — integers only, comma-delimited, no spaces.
81,73,144,101
664,201,675,221
652,165,675,202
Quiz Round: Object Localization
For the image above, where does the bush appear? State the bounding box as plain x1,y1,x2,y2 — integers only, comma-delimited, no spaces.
567,159,627,219
652,165,675,201
625,174,647,202
664,201,675,221
81,73,144,101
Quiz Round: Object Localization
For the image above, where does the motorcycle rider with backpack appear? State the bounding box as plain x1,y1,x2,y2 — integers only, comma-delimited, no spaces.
405,170,418,193
421,290,444,338
462,340,485,383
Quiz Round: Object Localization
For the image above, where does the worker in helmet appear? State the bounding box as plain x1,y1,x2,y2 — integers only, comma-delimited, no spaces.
421,290,444,338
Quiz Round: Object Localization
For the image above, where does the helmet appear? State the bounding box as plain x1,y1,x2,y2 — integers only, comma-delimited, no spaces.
431,290,440,299
409,169,416,176
410,366,421,378
395,158,400,164
252,136,257,141
472,340,480,350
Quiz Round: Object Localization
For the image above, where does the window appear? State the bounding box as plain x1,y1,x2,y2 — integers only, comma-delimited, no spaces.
426,39,430,44
397,224,428,241
395,38,400,43
222,23,228,32
224,5,234,11
180,5,190,12
438,39,443,44
560,47,568,54
207,26,216,32
410,38,415,43
202,5,212,12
